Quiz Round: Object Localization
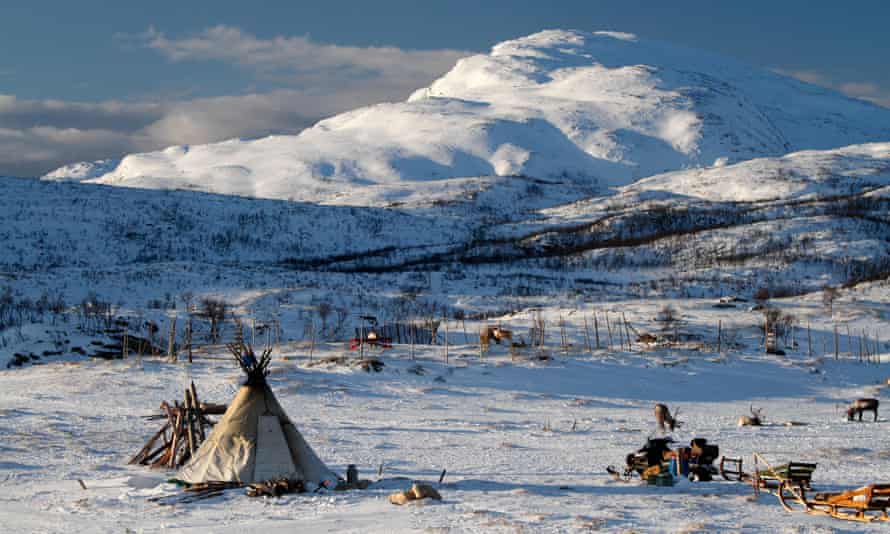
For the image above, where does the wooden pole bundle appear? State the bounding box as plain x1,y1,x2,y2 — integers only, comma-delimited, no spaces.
129,382,222,469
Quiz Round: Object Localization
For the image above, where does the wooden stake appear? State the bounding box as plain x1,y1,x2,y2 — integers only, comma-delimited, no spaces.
583,315,592,355
834,324,839,360
807,321,812,357
790,322,795,351
129,423,170,464
309,320,316,361
593,312,600,350
190,381,205,441
605,313,613,351
859,335,862,363
184,389,196,457
444,317,449,365
186,317,193,363
479,324,485,361
169,406,183,468
717,320,722,353
358,318,363,362
621,312,633,352
167,318,177,363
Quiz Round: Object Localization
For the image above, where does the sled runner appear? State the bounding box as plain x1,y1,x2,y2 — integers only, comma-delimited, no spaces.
777,481,890,522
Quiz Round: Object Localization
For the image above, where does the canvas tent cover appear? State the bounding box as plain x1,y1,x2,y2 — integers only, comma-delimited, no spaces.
178,382,337,486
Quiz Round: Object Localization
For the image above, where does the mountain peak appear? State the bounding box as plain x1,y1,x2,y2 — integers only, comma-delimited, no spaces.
45,29,890,201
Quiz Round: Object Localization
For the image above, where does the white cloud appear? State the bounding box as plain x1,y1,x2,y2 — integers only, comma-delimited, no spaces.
0,27,471,176
776,68,890,108
137,25,469,89
0,91,322,176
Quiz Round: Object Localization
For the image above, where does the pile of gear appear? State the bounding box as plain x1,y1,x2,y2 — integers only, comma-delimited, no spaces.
608,437,720,485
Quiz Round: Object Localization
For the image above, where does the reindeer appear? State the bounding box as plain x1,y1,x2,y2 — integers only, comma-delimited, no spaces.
737,405,765,426
480,326,514,346
846,398,879,422
654,403,681,432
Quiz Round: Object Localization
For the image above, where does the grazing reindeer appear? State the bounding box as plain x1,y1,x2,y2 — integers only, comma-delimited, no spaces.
737,405,765,426
846,398,879,422
654,403,681,432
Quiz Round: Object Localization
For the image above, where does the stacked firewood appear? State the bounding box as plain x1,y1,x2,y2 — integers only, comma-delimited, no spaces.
246,478,305,497
129,381,227,468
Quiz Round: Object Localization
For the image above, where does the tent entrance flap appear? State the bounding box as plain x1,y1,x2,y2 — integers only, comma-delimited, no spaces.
254,415,298,481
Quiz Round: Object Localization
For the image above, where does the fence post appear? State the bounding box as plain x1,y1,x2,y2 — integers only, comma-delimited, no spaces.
834,325,839,360
444,317,449,365
593,312,600,350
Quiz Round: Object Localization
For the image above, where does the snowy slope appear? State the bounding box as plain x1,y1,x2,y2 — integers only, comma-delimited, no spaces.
624,142,890,202
8,141,890,307
45,30,890,200
42,158,119,182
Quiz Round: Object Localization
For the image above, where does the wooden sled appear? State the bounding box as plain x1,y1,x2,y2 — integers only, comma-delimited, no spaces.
720,455,816,496
719,456,748,482
777,481,890,522
755,460,817,494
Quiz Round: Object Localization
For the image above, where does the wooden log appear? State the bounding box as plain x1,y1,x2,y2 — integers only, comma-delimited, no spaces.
184,390,196,457
143,437,171,465
189,382,206,442
169,405,183,468
129,423,170,464
147,402,227,420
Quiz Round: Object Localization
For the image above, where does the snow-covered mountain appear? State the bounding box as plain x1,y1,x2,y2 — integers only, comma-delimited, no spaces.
45,30,890,200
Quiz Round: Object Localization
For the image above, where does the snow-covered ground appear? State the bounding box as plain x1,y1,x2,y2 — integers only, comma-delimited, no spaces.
2,285,889,533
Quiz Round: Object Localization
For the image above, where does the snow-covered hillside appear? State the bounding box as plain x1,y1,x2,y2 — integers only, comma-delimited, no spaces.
7,142,890,311
45,30,890,200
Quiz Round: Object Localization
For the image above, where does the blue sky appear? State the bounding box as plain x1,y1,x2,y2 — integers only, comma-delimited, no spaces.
1,0,888,176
